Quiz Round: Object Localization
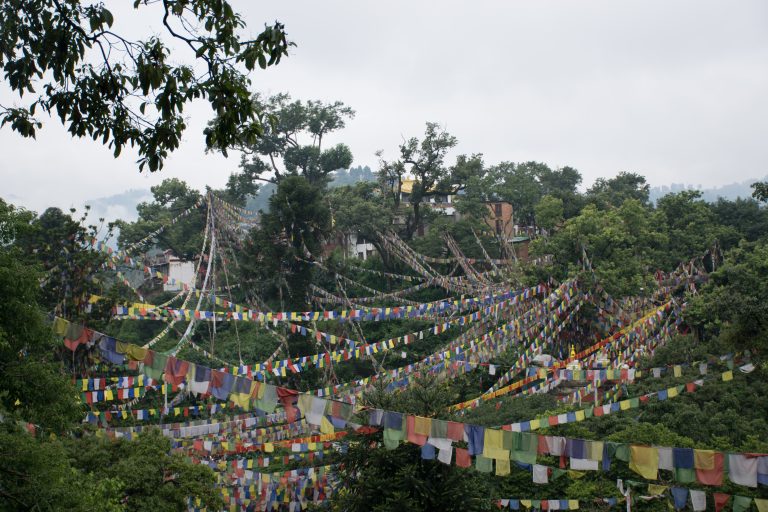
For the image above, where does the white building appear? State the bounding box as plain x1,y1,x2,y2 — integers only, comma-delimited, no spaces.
348,233,376,261
165,256,196,292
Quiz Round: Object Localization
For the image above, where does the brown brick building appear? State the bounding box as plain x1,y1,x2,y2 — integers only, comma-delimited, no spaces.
485,201,514,238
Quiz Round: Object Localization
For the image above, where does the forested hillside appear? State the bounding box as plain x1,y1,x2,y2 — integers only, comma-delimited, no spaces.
2,125,768,510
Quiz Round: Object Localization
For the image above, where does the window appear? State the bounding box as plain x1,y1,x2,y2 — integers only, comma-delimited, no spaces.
495,219,503,234
494,203,503,217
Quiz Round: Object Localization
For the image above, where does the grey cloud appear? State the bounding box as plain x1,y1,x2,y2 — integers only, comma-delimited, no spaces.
1,0,766,213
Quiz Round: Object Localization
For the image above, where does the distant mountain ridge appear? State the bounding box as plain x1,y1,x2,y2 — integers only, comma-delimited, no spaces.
77,171,765,228
82,188,153,224
649,176,767,203
246,165,375,213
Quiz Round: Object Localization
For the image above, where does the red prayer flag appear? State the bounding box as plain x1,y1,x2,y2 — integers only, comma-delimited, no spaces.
714,493,730,512
455,448,471,468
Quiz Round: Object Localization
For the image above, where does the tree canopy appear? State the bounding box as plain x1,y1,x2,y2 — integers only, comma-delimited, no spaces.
377,122,484,239
236,93,355,186
0,0,291,171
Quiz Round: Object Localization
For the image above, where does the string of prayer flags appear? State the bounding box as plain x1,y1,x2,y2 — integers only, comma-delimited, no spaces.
114,282,538,324
497,498,615,510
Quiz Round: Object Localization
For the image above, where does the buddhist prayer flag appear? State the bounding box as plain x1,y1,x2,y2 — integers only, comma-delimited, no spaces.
629,445,659,480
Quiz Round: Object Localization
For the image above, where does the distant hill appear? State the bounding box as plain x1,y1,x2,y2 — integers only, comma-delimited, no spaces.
82,188,153,224
83,171,763,226
649,176,767,203
246,165,375,213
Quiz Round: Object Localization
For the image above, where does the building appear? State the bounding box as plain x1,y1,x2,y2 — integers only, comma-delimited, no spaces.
398,179,458,215
348,233,376,260
147,249,197,292
165,256,196,292
484,201,514,238
319,232,376,261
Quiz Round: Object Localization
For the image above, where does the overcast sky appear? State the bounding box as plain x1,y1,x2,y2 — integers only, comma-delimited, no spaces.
1,0,767,219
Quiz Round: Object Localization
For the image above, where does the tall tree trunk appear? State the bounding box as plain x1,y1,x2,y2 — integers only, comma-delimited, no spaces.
404,202,420,241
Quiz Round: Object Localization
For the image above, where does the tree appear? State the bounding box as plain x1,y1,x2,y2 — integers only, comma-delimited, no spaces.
751,181,768,203
331,378,494,512
654,190,734,268
66,429,222,512
534,195,564,232
0,422,123,512
538,165,584,219
0,198,221,512
531,200,666,296
9,202,118,319
236,93,355,186
454,173,491,220
709,197,768,248
486,162,584,228
0,200,83,432
328,181,393,263
686,241,768,361
0,200,116,511
117,178,205,259
242,175,331,309
377,122,483,240
489,161,545,229
217,167,260,207
587,172,650,209
0,0,291,171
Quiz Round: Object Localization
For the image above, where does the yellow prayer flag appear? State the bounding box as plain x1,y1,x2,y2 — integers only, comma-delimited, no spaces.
569,500,580,510
521,500,533,508
647,484,668,496
495,458,511,476
483,429,508,460
587,440,604,461
667,387,679,398
722,371,733,381
264,442,274,453
619,399,631,410
320,416,335,435
575,410,586,421
694,449,716,470
414,416,431,436
530,419,541,430
673,365,682,377
629,445,659,480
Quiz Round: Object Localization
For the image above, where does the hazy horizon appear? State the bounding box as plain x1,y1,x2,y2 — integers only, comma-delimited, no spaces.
1,0,766,215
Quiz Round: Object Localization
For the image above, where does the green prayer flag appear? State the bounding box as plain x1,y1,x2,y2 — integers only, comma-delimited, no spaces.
733,496,752,512
430,419,448,438
674,468,696,484
383,428,403,450
476,455,493,473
